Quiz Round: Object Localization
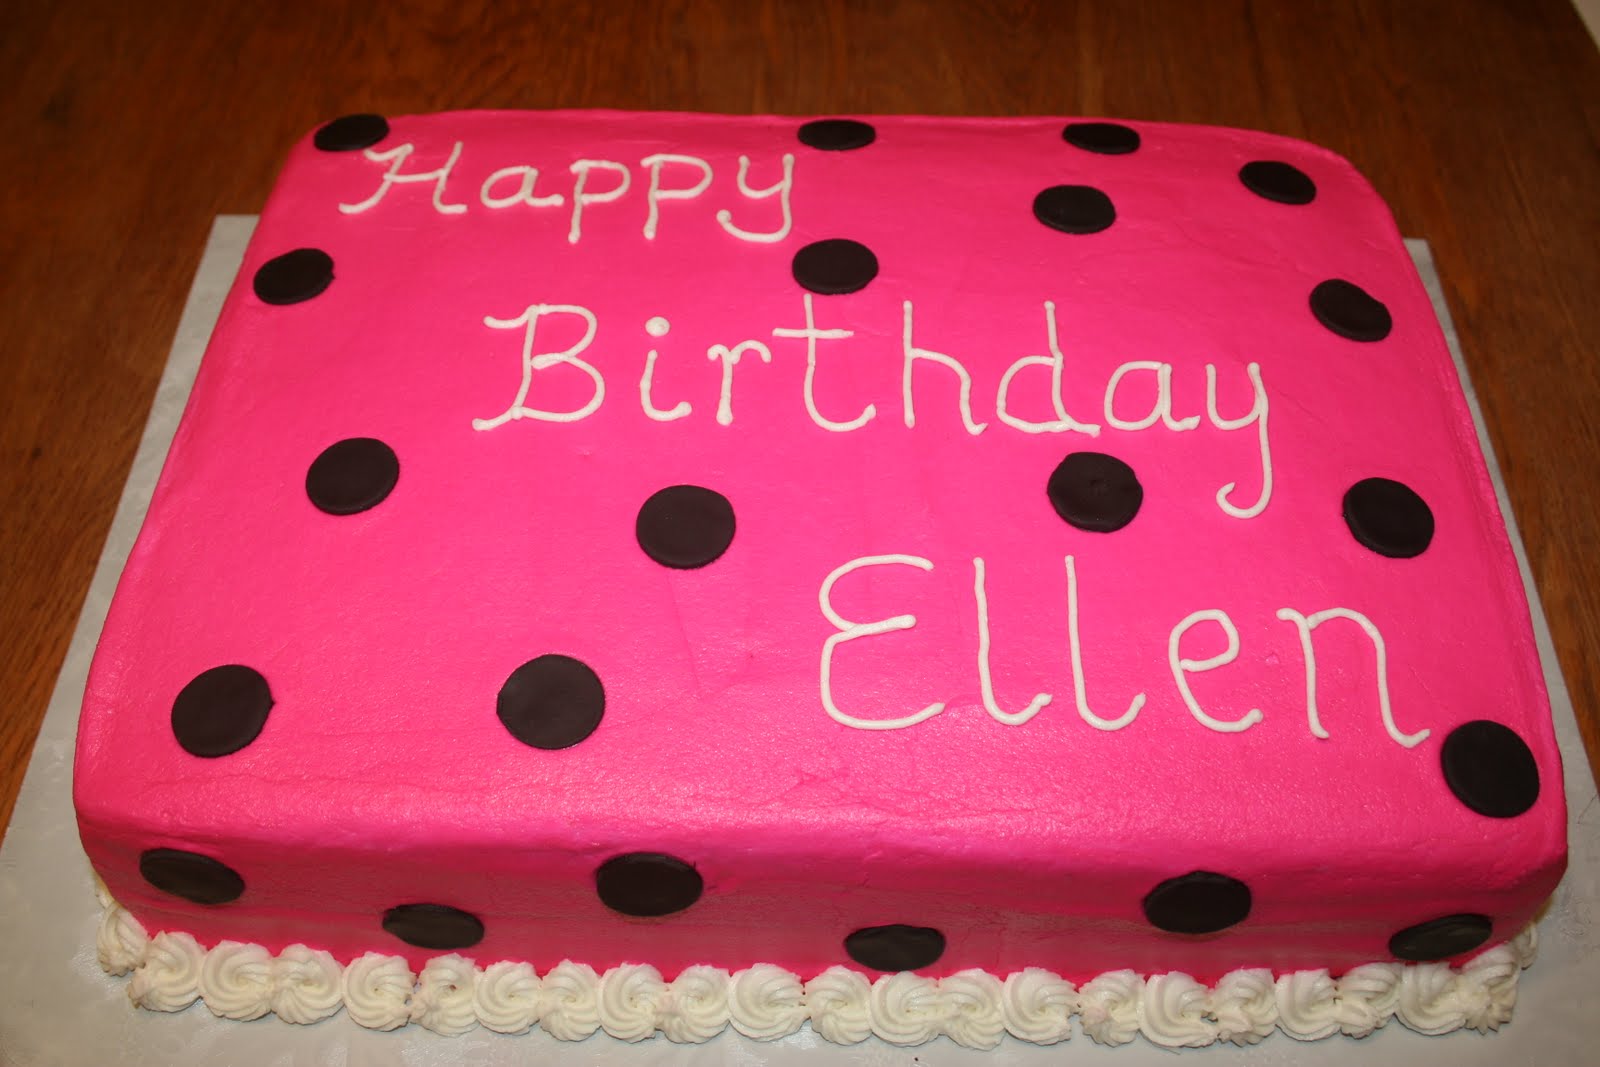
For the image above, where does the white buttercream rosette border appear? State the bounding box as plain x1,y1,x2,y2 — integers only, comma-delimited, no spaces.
96,892,1538,1049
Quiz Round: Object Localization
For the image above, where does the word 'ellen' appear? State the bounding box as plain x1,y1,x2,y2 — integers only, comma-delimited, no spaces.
818,554,1428,748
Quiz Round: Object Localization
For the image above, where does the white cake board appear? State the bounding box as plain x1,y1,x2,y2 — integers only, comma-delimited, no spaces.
0,219,1592,1065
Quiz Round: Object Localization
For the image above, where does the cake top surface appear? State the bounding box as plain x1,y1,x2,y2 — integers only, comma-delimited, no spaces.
76,111,1562,918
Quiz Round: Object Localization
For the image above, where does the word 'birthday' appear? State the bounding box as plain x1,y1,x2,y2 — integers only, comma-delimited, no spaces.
472,298,1274,519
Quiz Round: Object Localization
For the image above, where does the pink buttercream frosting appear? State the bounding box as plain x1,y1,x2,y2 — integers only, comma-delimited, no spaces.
75,112,1564,985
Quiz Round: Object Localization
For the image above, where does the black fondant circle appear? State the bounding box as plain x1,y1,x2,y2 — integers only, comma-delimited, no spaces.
1309,278,1392,342
791,239,879,295
139,848,245,905
170,665,273,758
797,119,876,151
1143,871,1252,934
312,114,390,152
636,485,736,569
1062,122,1141,155
382,903,485,950
1032,185,1116,235
497,654,605,750
844,925,947,972
305,437,400,516
1342,477,1435,558
1389,914,1493,962
595,852,704,917
1239,160,1317,205
1441,720,1541,818
252,248,335,305
1047,452,1143,532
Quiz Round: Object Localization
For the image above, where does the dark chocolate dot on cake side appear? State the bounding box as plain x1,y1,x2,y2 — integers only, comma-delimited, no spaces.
595,852,704,917
139,848,245,905
1143,871,1252,934
1239,160,1317,204
797,118,876,151
844,924,947,972
636,485,735,568
252,248,335,305
382,903,485,950
1342,477,1435,558
497,654,605,750
1309,278,1392,342
1062,121,1141,155
1389,914,1493,962
312,113,390,152
1441,720,1541,818
170,664,273,758
1047,452,1143,532
792,239,879,295
305,437,399,515
1032,185,1116,235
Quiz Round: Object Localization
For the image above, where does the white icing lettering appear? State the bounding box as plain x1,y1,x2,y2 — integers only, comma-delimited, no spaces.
479,165,566,210
819,555,946,730
567,160,631,244
716,154,795,244
1167,610,1262,732
1104,361,1200,432
973,558,1052,725
641,154,713,239
902,301,987,435
640,315,689,420
772,294,875,432
810,552,1421,745
995,301,1102,435
707,340,773,426
1065,555,1145,730
1207,362,1272,519
340,142,467,216
1276,607,1428,748
640,353,691,422
472,304,604,429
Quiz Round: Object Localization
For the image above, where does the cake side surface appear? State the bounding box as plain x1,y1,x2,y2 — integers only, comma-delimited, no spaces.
73,112,1565,1011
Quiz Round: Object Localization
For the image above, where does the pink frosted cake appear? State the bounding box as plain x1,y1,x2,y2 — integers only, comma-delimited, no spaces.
74,111,1566,1047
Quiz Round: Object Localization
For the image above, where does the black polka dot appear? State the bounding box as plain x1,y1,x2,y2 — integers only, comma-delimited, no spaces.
1239,160,1317,205
252,248,335,306
1310,279,1392,342
139,848,245,905
844,925,946,972
797,119,876,151
171,665,273,758
1032,185,1116,234
382,904,485,950
1442,720,1541,818
1063,122,1141,155
497,654,605,750
1047,452,1143,532
312,114,390,152
1143,871,1252,934
791,239,879,295
1343,477,1434,558
305,437,399,515
1389,914,1492,962
595,853,703,917
636,485,735,569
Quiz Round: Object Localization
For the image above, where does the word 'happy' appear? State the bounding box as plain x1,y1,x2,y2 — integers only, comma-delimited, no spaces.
340,142,795,244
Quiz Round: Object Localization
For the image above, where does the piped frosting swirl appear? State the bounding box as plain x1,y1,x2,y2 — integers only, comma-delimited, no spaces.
94,896,1543,1048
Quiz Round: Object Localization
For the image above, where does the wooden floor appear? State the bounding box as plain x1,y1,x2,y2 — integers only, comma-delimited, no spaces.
2,0,1598,835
